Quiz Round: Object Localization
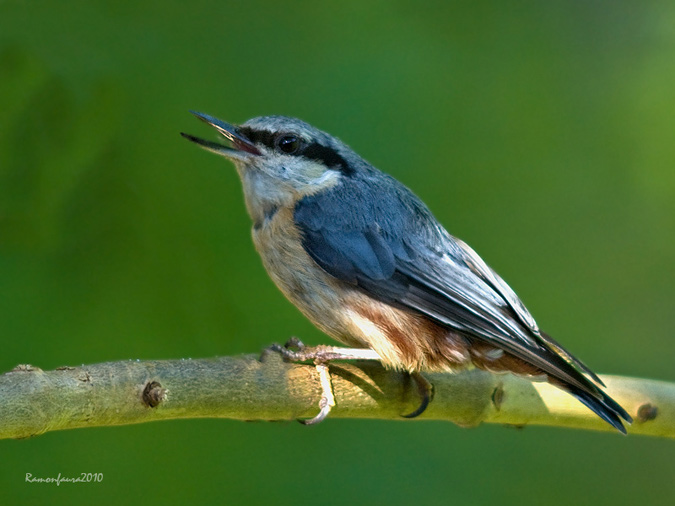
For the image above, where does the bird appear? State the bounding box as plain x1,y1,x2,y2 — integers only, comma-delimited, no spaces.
181,111,632,433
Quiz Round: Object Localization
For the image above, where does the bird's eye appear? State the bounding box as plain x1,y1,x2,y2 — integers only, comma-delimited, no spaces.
275,134,302,154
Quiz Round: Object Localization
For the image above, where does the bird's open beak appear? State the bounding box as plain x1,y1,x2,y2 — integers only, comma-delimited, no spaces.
181,111,261,161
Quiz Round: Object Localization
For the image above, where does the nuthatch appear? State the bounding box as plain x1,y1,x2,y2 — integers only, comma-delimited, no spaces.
182,112,632,432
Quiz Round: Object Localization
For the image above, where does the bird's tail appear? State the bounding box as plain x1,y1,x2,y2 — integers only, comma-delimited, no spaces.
469,333,633,433
538,331,632,433
551,379,632,434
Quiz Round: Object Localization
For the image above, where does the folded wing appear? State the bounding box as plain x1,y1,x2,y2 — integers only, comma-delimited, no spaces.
294,176,631,431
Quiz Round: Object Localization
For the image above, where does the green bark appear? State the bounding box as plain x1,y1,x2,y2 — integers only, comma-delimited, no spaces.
0,353,672,440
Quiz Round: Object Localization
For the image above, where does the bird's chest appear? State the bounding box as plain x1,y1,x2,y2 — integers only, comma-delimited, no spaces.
251,207,344,331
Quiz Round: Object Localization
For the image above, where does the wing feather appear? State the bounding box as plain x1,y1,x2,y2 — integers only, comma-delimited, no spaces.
295,178,602,397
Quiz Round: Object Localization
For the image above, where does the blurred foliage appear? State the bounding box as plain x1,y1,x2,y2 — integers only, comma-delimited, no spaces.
0,1,674,505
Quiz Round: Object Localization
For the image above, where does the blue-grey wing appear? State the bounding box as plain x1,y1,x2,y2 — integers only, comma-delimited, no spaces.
294,177,601,393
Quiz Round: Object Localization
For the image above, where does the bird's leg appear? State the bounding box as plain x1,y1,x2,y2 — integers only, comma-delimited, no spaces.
269,339,382,363
266,339,382,424
401,371,434,418
267,340,434,421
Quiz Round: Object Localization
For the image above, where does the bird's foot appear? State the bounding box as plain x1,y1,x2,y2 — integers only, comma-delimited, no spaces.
265,341,433,422
269,339,380,363
298,361,335,425
265,339,381,424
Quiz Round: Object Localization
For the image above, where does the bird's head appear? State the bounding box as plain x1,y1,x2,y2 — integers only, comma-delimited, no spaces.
182,112,362,223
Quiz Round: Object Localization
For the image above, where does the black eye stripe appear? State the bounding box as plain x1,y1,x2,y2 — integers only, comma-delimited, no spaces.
237,127,354,176
302,143,353,176
238,127,276,149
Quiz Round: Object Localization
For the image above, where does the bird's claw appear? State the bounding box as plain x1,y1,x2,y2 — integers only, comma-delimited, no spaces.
401,372,434,418
265,340,337,424
265,342,383,425
298,361,336,425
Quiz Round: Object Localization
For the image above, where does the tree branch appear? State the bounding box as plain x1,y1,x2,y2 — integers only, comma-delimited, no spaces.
0,353,672,440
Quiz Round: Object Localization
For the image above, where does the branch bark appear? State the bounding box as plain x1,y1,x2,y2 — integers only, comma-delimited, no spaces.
0,353,672,440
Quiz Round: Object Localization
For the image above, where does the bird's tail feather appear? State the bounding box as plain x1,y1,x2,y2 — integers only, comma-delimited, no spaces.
561,382,632,434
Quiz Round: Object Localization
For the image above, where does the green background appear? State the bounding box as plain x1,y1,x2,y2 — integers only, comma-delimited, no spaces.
1,1,674,504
